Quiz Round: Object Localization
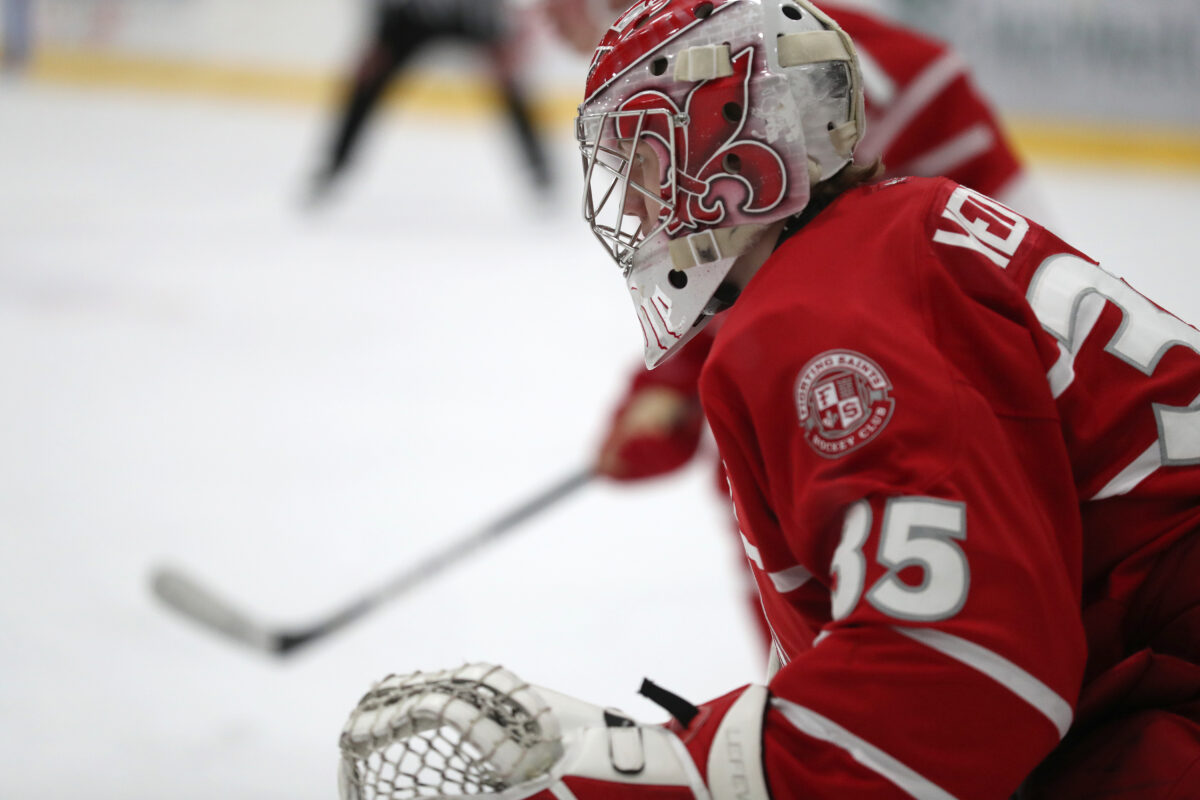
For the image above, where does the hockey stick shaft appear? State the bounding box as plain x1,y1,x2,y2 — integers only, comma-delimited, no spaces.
280,466,595,650
152,467,594,655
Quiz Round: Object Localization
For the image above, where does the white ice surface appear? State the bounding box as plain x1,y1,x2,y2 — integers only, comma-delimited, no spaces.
2,80,1199,799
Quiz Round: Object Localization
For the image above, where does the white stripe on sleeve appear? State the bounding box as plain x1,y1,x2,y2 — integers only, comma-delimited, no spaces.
893,627,1073,739
856,47,897,106
768,564,813,593
857,50,966,163
742,535,812,592
894,123,995,182
741,533,763,567
1092,439,1162,500
772,699,958,800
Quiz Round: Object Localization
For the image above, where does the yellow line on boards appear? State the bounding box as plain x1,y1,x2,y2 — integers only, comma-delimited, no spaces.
31,49,338,105
20,47,580,125
1007,118,1200,173
13,47,1200,171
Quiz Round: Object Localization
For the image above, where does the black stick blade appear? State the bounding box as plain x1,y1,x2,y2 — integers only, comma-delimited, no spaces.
150,566,286,655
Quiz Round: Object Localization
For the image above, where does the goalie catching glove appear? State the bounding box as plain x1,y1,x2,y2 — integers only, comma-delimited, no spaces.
594,335,712,482
338,663,770,800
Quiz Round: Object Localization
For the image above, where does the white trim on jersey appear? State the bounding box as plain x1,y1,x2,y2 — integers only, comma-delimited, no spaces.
742,534,813,592
742,533,763,566
1092,389,1200,499
768,564,814,593
893,626,1074,739
550,784,578,800
1093,438,1164,501
772,699,958,800
856,47,897,106
894,123,995,184
857,49,967,164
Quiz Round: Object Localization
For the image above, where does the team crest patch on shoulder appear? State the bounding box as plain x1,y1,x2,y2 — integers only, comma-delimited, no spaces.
795,350,894,458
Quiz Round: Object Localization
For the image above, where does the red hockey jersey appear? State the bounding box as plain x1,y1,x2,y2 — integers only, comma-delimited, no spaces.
699,176,1200,797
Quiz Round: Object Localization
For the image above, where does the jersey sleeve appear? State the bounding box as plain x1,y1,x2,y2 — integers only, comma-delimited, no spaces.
701,180,1087,798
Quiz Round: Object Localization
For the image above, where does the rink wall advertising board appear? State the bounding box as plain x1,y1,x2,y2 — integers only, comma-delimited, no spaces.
3,0,1199,138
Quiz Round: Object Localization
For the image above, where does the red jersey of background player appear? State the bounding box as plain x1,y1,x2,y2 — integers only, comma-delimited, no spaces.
601,2,1041,483
699,175,1200,797
832,3,1028,204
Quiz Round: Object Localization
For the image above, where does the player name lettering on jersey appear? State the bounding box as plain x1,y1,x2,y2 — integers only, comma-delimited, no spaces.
932,185,1029,268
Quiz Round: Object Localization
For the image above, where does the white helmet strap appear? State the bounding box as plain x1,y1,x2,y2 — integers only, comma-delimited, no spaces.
777,30,853,67
674,44,735,82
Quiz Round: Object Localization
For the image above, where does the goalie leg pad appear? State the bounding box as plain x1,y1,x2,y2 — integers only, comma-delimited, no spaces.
705,685,770,800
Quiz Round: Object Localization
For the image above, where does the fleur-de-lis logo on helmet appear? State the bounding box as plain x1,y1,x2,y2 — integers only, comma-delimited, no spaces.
613,47,787,236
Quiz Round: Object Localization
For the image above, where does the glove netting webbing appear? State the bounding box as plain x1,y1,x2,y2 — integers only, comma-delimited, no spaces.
340,668,554,799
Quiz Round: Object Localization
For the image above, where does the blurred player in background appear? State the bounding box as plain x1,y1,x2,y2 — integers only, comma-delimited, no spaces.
309,0,552,202
2,0,32,71
340,3,1200,797
549,0,1046,650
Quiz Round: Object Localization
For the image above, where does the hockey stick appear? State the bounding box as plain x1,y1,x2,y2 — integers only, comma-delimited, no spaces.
151,467,594,657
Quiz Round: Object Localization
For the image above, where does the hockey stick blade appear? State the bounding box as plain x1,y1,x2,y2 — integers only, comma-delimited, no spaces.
151,567,289,654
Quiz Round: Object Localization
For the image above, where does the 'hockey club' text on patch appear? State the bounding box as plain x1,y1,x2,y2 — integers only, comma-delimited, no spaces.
795,350,895,458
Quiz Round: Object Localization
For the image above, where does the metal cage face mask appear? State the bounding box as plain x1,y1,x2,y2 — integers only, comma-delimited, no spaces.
577,107,683,276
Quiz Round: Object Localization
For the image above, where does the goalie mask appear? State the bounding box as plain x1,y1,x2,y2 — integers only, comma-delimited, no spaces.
577,0,865,367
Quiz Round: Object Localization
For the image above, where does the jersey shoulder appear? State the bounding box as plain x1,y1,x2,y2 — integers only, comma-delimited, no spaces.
925,180,1096,280
705,177,954,385
705,175,1074,384
699,178,967,521
730,176,953,324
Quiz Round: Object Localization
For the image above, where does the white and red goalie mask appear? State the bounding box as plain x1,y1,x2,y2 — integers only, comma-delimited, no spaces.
577,0,865,367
